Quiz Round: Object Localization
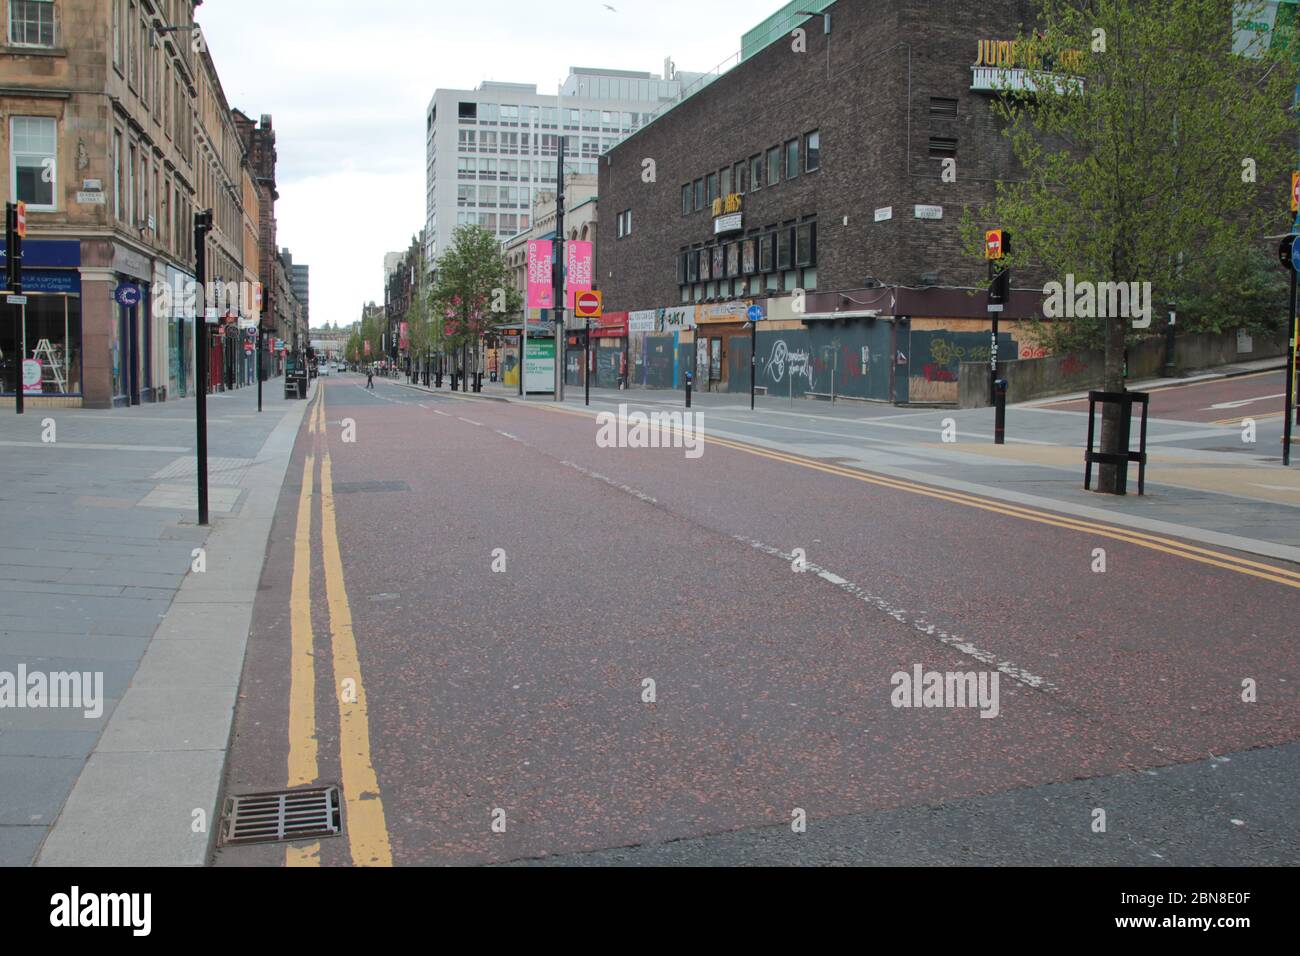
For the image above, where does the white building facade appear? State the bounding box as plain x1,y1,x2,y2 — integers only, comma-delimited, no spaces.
424,64,702,273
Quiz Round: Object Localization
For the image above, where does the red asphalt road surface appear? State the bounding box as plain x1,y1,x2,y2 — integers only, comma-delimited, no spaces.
218,376,1300,865
1046,369,1290,422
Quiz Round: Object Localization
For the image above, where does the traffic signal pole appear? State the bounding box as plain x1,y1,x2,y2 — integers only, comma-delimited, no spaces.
1285,269,1295,467
194,210,214,525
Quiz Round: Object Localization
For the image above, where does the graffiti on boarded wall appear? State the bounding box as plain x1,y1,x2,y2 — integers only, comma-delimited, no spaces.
907,329,1018,403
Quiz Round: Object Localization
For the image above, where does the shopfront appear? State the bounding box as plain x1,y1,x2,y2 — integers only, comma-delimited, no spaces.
694,301,752,391
111,243,154,407
0,239,83,404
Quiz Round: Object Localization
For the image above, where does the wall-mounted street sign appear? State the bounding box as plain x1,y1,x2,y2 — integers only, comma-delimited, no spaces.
6,295,28,306
914,205,943,220
747,305,764,323
574,289,603,319
874,207,893,222
76,192,107,205
15,201,27,238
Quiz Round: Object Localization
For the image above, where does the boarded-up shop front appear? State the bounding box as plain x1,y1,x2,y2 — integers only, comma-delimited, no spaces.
726,315,896,402
627,307,696,389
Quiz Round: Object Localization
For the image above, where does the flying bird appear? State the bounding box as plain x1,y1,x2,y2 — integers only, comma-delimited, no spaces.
603,3,617,10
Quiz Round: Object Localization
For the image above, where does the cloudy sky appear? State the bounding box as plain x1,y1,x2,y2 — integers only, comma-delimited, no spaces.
197,0,756,329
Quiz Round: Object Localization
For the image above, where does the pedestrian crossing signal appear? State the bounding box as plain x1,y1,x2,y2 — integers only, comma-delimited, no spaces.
985,229,1004,260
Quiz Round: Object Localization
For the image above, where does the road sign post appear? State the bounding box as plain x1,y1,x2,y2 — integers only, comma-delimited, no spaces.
7,202,26,415
575,290,602,408
194,210,214,524
747,304,764,410
986,229,1010,406
1279,234,1297,466
553,137,566,403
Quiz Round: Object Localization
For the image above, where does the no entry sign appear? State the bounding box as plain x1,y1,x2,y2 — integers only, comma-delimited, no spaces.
575,290,602,318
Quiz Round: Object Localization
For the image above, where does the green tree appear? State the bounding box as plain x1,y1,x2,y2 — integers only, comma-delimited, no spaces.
430,225,522,379
962,0,1296,491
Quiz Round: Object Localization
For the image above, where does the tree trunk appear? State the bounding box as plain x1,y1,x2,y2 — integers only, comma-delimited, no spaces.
1096,315,1127,493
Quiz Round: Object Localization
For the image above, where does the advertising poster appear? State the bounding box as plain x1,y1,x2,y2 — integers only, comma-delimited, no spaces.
524,338,556,392
565,241,593,308
527,240,554,309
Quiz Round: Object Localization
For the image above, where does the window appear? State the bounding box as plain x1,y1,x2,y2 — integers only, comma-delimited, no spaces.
930,97,959,118
706,172,718,205
784,139,799,180
795,222,816,267
777,227,793,271
758,233,774,273
767,147,781,186
458,102,478,120
735,160,747,194
113,130,123,220
750,154,763,190
694,178,704,211
9,0,56,47
623,209,632,236
112,0,121,66
929,137,958,159
127,143,136,224
682,183,691,215
10,117,57,210
804,130,820,171
720,166,732,196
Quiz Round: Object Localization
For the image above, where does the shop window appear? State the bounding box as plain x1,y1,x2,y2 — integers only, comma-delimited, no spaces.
687,249,699,282
10,116,57,210
742,238,757,275
1,294,82,396
699,248,711,282
805,130,820,171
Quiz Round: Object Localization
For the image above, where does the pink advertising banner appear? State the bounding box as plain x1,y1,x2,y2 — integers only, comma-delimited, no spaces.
566,240,593,309
527,240,554,310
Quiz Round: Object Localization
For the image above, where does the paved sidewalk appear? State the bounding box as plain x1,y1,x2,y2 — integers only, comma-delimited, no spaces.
0,379,311,866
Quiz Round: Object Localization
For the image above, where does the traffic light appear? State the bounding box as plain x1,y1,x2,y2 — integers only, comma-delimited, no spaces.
987,229,1011,308
6,202,23,290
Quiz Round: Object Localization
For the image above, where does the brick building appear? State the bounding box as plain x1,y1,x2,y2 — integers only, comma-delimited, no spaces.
596,0,1050,403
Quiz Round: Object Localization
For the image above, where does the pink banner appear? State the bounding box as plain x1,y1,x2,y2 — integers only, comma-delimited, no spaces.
527,241,553,310
566,240,593,309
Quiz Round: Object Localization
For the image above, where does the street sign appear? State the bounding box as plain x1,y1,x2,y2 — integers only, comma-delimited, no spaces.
1280,234,1297,270
244,341,254,353
747,305,764,323
574,290,602,318
1290,234,1300,273
15,201,26,239
1292,171,1299,212
6,295,27,306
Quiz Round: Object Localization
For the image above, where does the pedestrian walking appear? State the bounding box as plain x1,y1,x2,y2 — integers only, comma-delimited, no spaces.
366,365,374,390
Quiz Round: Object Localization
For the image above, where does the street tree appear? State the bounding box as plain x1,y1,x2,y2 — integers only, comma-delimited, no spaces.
963,0,1297,491
431,225,522,383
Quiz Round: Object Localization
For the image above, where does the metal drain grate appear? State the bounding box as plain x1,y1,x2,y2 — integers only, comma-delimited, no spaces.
219,785,342,846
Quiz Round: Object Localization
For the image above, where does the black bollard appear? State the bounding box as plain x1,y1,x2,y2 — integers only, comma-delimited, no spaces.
994,378,1008,445
685,370,693,409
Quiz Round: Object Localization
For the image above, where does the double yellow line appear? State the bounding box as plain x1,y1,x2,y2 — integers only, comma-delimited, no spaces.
529,401,1300,591
286,386,393,866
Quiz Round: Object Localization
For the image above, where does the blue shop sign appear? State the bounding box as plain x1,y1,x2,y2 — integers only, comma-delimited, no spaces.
22,270,81,294
0,238,81,269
